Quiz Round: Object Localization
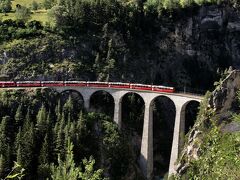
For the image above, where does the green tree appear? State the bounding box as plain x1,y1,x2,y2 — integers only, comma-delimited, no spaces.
79,156,104,180
54,115,65,160
77,111,86,137
38,134,51,179
0,154,7,177
32,1,39,10
63,96,74,121
50,139,81,180
15,6,31,22
17,122,36,177
0,116,13,177
36,104,48,136
0,0,12,14
43,0,55,10
15,104,24,127
55,99,62,122
4,161,25,180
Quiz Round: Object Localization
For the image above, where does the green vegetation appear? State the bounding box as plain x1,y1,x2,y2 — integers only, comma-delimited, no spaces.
183,124,240,179
1,0,240,25
0,0,237,89
174,89,240,179
0,88,139,179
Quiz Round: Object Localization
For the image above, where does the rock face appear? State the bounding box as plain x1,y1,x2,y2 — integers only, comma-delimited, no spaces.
175,70,240,175
210,70,240,112
0,5,240,91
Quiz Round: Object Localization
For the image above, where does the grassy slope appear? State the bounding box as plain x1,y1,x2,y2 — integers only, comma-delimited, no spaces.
12,0,45,10
0,0,49,24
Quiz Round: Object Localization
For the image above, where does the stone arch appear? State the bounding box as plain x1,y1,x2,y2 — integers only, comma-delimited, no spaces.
121,92,145,134
150,95,176,179
59,89,84,110
181,100,201,135
57,89,85,121
120,92,145,164
89,90,115,118
175,99,201,158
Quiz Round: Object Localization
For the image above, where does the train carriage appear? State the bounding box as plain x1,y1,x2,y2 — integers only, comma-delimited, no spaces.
87,81,109,88
65,81,87,87
0,81,15,87
17,81,41,87
131,84,152,91
108,82,130,89
152,85,174,93
41,81,64,87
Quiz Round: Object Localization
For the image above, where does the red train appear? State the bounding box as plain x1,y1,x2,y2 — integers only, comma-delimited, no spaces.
0,81,175,93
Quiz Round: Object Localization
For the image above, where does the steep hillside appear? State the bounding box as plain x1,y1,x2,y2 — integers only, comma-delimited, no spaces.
0,2,240,92
174,70,240,179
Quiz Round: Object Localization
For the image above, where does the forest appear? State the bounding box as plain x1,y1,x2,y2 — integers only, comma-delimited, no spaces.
0,88,143,179
0,0,240,179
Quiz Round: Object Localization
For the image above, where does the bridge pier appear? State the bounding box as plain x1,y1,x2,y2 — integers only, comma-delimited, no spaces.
113,98,122,128
169,102,186,176
84,98,90,111
139,102,153,180
81,92,92,111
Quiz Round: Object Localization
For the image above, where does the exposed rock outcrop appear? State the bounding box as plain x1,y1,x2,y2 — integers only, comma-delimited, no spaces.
1,4,240,91
175,70,240,175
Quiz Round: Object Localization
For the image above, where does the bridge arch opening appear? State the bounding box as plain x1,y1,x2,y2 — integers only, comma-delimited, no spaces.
121,92,145,161
150,96,176,179
90,90,114,118
60,90,84,119
183,100,200,135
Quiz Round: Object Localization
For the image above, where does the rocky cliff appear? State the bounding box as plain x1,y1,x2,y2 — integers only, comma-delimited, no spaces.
0,4,240,92
175,70,240,178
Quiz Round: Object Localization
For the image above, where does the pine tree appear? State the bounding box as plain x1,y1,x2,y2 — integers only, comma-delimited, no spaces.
0,116,13,174
23,108,32,133
16,145,23,166
55,115,65,160
0,154,6,177
0,117,9,154
79,156,104,180
15,104,24,127
0,116,12,141
36,104,48,136
39,134,50,164
50,139,80,180
20,122,36,177
63,96,74,121
77,111,86,137
55,99,62,122
0,146,11,177
14,128,22,154
38,134,51,180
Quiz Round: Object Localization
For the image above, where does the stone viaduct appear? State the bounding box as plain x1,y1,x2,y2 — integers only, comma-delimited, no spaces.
4,85,203,178
51,86,203,179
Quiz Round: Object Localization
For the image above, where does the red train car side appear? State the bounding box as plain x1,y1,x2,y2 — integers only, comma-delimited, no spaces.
41,81,64,87
87,81,109,87
0,81,15,87
65,81,87,87
17,81,41,87
108,82,130,89
0,81,175,93
131,84,152,91
152,85,174,93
